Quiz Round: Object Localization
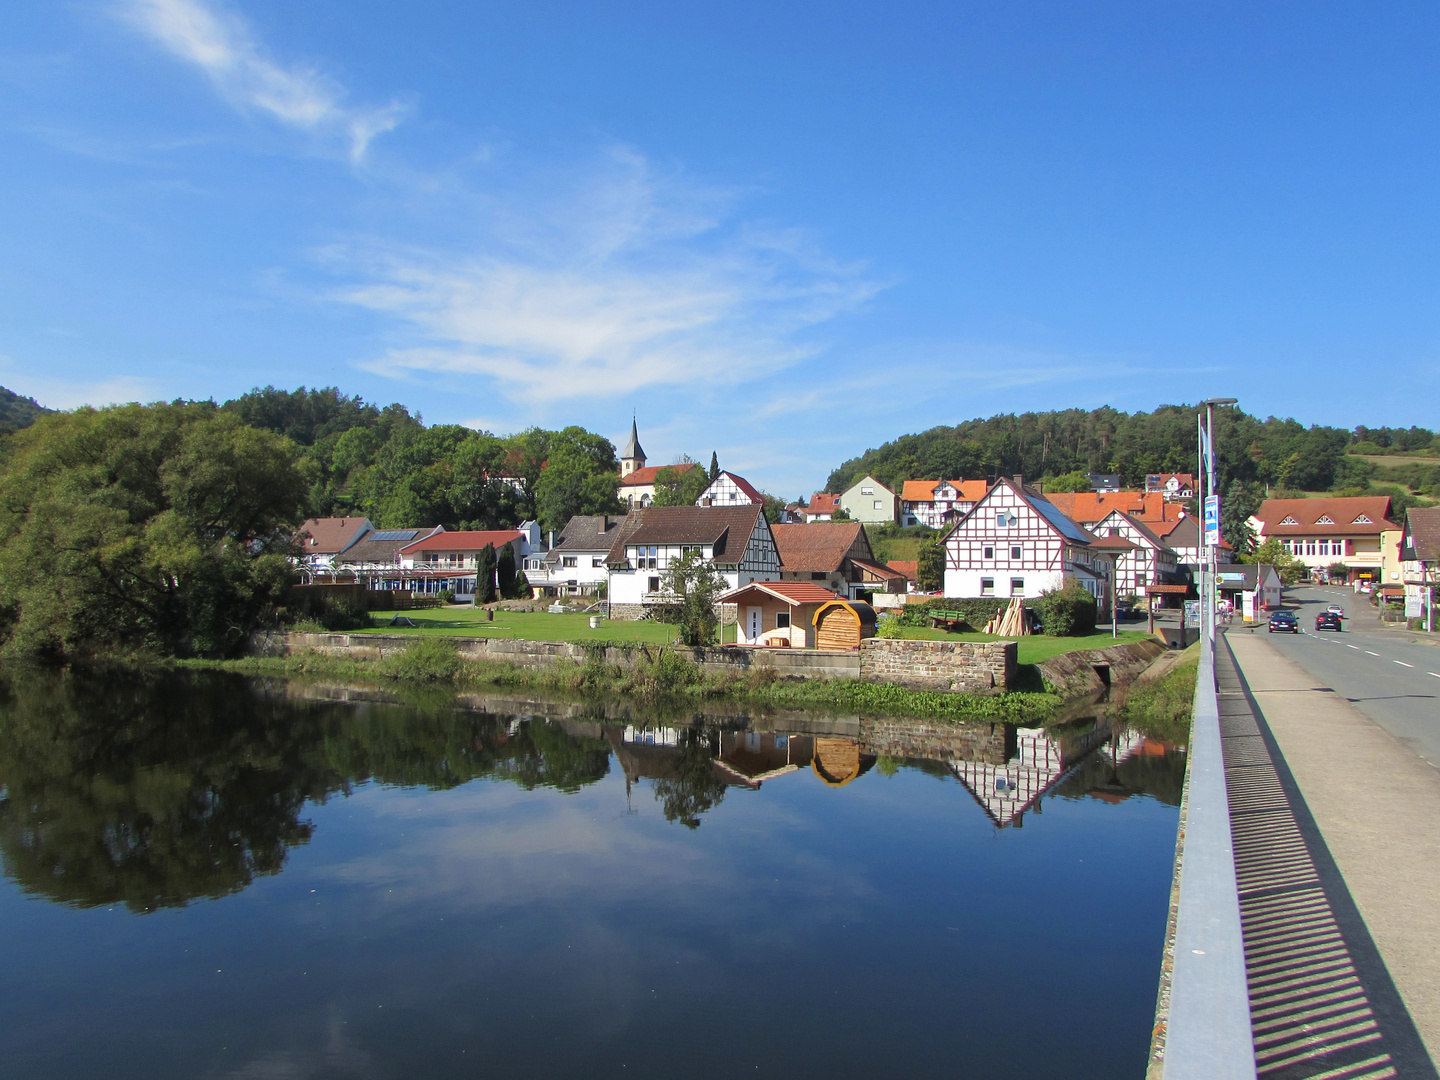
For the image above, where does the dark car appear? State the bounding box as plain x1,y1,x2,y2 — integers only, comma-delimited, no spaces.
1315,611,1344,632
1267,610,1299,633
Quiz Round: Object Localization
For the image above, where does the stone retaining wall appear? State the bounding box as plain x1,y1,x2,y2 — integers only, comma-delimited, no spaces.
858,638,1016,694
1034,638,1167,698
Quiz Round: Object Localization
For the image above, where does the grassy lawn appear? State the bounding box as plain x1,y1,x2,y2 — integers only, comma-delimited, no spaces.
349,606,739,644
892,626,1154,665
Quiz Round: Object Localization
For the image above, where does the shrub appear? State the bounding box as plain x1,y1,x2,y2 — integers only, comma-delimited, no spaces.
379,637,465,682
875,613,905,638
1032,584,1098,636
437,588,456,605
625,647,700,696
893,597,1009,630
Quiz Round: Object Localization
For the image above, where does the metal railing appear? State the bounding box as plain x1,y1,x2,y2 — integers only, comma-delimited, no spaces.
1162,569,1256,1079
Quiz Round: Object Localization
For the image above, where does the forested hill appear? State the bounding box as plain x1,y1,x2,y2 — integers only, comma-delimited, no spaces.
0,387,53,433
824,407,1437,497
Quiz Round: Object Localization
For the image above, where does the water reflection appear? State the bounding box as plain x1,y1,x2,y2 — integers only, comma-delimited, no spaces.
0,669,1184,911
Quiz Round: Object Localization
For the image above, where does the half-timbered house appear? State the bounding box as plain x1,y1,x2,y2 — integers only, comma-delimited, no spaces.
697,471,764,507
941,478,1109,608
1090,509,1180,599
604,505,782,618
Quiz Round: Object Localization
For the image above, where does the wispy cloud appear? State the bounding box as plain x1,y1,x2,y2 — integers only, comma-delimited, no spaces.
329,149,884,403
118,0,405,162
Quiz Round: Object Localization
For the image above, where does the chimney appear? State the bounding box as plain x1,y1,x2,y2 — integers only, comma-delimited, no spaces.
548,530,556,550
1013,474,1023,487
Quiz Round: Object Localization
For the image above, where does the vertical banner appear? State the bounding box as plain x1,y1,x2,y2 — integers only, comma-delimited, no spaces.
1203,494,1220,547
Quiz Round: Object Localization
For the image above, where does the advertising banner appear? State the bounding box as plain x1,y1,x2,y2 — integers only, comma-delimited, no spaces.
1203,495,1220,547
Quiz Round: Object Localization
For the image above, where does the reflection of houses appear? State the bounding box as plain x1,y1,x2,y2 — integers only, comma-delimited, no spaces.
949,724,1123,828
811,737,876,786
715,731,815,787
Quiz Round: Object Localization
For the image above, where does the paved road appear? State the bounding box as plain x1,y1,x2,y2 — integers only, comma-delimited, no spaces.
1228,585,1440,770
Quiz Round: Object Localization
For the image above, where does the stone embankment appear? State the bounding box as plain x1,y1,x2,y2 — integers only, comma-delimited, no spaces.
255,630,1164,698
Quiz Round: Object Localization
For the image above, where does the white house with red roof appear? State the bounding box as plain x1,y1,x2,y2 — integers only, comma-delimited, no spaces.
900,479,989,528
697,471,764,507
1090,509,1180,598
1248,496,1399,582
1146,473,1196,501
941,479,1110,608
802,493,842,521
717,580,839,647
396,524,541,599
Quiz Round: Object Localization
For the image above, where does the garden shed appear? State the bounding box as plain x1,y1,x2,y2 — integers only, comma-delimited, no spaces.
811,599,877,651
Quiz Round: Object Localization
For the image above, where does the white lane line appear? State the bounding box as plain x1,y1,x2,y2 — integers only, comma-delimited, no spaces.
1430,672,1440,679
1394,660,1414,668
1365,651,1381,656
1345,644,1360,649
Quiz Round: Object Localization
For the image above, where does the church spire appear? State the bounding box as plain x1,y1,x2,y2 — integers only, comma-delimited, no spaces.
620,417,646,477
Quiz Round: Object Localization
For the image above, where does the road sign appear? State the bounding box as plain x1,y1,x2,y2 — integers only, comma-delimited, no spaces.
1184,600,1201,625
1203,494,1220,547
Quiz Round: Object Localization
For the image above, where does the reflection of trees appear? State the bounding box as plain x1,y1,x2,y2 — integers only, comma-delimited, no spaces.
650,726,727,828
0,671,611,911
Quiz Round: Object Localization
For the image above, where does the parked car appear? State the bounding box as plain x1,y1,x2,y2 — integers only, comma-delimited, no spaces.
1315,611,1344,632
1326,604,1345,616
1267,610,1299,634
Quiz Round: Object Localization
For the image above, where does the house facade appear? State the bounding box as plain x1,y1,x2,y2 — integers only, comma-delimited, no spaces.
1249,497,1400,583
605,505,782,618
697,471,764,507
1091,509,1181,599
838,475,897,524
1146,473,1196,501
526,515,626,597
617,463,701,508
718,581,838,647
1400,506,1440,628
770,521,907,600
802,493,842,521
899,479,989,529
397,528,531,599
941,479,1109,609
294,516,373,570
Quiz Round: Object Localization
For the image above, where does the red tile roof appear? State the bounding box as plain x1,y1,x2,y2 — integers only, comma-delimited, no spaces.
887,559,918,582
900,479,988,503
603,505,766,566
295,516,371,555
1254,497,1398,537
805,492,842,516
618,462,701,488
720,581,838,605
712,471,765,503
400,529,525,553
1406,506,1440,563
771,521,865,573
1042,491,1181,526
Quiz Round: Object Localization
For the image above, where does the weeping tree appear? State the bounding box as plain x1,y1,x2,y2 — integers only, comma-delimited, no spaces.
474,544,497,604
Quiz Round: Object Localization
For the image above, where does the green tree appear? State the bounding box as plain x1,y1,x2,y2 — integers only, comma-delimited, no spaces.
496,542,518,599
708,451,720,482
1245,539,1304,585
532,427,623,532
658,548,726,646
831,506,851,521
1042,470,1093,493
653,460,708,506
474,544,497,604
1221,480,1261,556
0,403,309,659
917,539,946,592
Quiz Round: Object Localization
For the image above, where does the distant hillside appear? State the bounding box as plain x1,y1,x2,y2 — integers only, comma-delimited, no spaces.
0,387,54,433
823,407,1433,498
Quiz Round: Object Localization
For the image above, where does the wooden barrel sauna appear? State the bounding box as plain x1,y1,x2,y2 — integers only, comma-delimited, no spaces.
811,599,877,651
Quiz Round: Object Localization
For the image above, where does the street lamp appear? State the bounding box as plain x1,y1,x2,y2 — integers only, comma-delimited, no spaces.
1197,398,1238,642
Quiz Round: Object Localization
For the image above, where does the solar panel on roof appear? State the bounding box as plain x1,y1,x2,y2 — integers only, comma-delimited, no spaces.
368,530,419,542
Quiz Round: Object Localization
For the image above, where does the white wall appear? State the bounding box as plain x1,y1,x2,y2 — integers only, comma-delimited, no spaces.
944,567,1065,599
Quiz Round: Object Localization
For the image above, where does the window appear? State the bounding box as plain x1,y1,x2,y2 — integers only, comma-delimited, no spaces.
775,612,791,628
873,500,883,511
1353,514,1372,524
811,571,827,581
1306,541,1317,556
1010,578,1025,595
1314,515,1335,525
861,486,874,495
1010,545,1022,560
996,513,1010,528
648,576,661,593
980,577,995,595
592,557,605,568
983,546,994,559
635,545,658,569
1279,515,1298,526
561,556,577,568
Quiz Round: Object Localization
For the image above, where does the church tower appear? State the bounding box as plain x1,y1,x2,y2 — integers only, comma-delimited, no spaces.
620,418,646,477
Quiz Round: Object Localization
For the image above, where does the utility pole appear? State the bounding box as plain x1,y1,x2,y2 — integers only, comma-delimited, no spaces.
1198,398,1238,642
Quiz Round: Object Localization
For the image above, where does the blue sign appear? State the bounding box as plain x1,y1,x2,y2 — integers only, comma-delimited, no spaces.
1203,494,1220,547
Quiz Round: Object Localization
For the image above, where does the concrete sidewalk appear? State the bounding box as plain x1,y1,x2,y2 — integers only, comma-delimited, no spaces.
1227,631,1440,1068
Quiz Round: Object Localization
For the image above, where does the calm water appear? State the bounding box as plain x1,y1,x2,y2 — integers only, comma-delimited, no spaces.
0,670,1184,1079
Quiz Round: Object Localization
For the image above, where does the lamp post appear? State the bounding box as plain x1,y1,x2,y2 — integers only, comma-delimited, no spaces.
1198,397,1238,642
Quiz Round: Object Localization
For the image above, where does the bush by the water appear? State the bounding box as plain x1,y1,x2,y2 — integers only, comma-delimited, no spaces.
1032,585,1098,636
1122,646,1199,745
379,638,466,682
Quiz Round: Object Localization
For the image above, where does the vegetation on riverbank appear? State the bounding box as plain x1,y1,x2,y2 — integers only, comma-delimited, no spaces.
1120,644,1199,745
181,638,1063,725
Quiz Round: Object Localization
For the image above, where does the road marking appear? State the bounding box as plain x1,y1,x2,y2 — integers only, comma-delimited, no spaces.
1394,660,1414,668
1365,651,1380,656
1345,644,1360,649
1430,672,1440,679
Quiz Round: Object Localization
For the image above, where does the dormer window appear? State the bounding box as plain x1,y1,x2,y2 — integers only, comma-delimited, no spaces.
1279,515,1299,526
1314,515,1335,525
1352,514,1372,524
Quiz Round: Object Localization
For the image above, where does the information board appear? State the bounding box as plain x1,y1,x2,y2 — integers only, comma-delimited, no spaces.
1203,494,1220,547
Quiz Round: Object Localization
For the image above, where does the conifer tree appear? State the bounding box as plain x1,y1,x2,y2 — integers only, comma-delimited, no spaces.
709,451,720,482
474,544,497,604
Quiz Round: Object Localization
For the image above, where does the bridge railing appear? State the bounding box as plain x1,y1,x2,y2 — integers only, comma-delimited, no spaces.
1161,571,1255,1079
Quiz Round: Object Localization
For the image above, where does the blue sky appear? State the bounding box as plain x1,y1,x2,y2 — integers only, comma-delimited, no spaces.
1,1,1435,498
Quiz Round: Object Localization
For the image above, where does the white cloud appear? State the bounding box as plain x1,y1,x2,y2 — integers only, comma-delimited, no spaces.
329,150,884,403
119,0,404,162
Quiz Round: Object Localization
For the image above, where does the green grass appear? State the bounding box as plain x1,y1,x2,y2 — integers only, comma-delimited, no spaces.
890,626,1154,665
346,606,738,644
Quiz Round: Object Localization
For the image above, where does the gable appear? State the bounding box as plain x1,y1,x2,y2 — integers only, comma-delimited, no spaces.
1352,514,1371,524
1314,514,1335,525
1279,515,1298,526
